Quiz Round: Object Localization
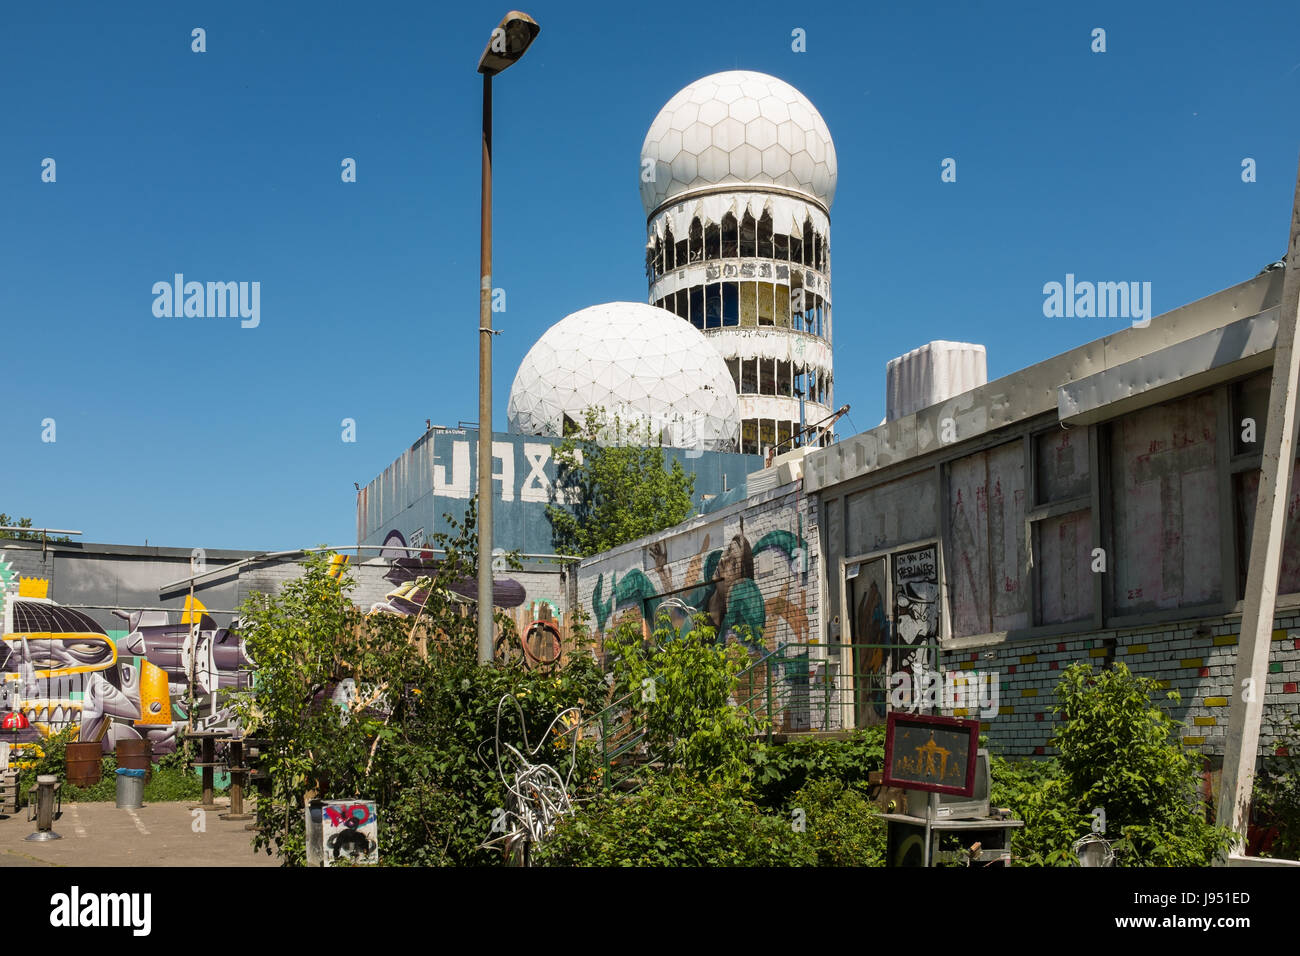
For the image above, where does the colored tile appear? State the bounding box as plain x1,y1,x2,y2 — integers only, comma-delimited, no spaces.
1183,737,1206,746
1193,717,1217,727
1126,644,1148,654
1204,697,1229,707
1022,688,1038,698
1213,635,1238,646
1020,655,1037,665
1181,658,1203,669
1089,647,1108,657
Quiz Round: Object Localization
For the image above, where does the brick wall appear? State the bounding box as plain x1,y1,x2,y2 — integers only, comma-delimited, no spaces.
937,612,1300,759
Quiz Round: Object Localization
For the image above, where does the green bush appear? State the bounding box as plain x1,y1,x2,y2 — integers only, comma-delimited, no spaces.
605,611,761,783
790,777,886,866
749,725,886,810
534,772,815,866
1252,713,1300,859
233,501,608,866
990,663,1234,866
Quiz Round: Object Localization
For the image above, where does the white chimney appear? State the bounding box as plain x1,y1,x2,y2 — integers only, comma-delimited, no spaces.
886,341,987,422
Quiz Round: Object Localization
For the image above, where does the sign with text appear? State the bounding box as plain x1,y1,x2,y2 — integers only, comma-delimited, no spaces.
882,711,979,796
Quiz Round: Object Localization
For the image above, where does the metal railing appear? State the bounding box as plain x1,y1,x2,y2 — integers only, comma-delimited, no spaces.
576,640,940,792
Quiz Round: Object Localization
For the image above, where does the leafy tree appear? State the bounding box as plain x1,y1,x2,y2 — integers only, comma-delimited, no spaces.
232,499,607,866
992,663,1233,866
605,610,761,782
0,514,70,542
546,408,695,558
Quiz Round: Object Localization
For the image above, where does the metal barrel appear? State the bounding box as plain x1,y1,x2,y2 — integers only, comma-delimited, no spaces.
64,741,103,788
115,739,153,783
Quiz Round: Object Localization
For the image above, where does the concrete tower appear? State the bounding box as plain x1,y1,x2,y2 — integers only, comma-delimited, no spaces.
640,70,837,455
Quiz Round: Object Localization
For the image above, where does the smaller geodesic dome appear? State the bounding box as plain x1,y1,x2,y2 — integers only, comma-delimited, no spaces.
507,302,741,450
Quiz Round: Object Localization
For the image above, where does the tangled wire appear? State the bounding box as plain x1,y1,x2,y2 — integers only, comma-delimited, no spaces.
479,695,583,865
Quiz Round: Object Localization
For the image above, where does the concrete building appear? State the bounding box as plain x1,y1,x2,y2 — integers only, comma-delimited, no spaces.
575,266,1300,759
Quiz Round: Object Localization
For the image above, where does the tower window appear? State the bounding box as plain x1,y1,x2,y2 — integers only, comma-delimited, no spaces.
740,212,757,258
722,213,738,258
739,282,757,327
689,217,704,263
757,283,774,326
705,223,720,260
774,233,789,261
689,286,704,329
722,282,739,326
705,283,722,329
742,359,758,394
758,211,774,259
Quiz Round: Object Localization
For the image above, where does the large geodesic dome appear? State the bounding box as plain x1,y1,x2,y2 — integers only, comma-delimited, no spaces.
639,70,838,215
507,302,740,451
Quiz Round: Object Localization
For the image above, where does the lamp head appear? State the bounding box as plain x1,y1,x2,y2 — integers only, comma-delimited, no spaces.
477,11,540,76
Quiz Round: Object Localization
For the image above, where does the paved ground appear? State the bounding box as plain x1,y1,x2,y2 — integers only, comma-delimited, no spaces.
0,797,280,867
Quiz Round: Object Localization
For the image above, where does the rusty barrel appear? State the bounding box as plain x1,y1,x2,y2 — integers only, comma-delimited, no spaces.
65,741,104,788
115,739,152,784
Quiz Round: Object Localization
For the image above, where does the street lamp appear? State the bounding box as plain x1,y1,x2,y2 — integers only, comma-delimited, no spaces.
477,11,540,665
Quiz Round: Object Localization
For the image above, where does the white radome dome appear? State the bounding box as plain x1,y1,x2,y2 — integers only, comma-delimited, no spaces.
640,70,837,216
507,303,740,451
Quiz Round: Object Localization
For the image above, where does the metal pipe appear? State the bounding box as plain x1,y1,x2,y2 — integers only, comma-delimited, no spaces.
477,69,495,666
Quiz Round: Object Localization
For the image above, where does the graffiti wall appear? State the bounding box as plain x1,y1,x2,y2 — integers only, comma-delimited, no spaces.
0,536,571,758
576,482,819,661
0,567,251,757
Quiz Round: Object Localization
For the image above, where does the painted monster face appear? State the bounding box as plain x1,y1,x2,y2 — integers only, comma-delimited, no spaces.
3,635,117,677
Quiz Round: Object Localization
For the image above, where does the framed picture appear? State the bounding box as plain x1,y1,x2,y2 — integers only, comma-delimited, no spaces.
882,711,979,796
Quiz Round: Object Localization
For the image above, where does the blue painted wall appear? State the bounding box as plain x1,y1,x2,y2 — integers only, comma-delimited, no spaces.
357,428,761,558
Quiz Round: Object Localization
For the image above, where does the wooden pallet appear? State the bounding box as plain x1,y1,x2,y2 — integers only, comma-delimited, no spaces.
0,771,18,815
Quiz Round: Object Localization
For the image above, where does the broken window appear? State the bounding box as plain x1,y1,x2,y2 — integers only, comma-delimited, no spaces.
776,360,793,397
759,358,775,395
742,420,759,455
674,289,689,321
790,234,802,265
740,211,757,258
774,232,789,261
813,233,822,272
722,213,738,258
689,217,704,263
722,282,739,326
760,419,776,453
758,210,774,259
775,283,791,328
802,219,814,266
689,286,704,329
675,238,688,270
757,283,774,325
705,222,720,260
777,420,792,451
662,227,674,271
704,283,722,328
739,281,757,327
726,358,740,393
741,359,758,394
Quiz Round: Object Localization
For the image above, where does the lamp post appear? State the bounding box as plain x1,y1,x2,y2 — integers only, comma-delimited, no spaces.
477,11,540,666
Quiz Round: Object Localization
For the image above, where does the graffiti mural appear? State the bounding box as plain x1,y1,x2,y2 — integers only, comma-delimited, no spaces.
0,567,251,756
581,492,816,658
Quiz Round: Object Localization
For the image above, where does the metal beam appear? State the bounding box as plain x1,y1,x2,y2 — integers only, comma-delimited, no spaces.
1217,151,1300,851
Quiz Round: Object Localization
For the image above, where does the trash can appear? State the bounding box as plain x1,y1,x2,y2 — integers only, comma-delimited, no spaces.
115,768,146,809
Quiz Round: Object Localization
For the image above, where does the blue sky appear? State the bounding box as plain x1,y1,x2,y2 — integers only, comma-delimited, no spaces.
2,0,1298,551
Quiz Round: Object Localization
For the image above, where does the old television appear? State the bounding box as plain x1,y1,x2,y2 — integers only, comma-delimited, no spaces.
928,748,991,820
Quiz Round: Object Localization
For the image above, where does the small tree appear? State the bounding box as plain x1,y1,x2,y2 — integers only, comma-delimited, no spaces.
1047,662,1233,866
605,611,760,782
546,408,695,558
0,514,70,542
